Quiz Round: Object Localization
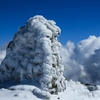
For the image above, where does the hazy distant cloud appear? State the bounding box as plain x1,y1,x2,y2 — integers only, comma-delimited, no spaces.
60,41,74,64
0,50,6,64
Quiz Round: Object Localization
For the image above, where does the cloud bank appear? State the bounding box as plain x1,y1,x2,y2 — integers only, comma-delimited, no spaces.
61,35,100,85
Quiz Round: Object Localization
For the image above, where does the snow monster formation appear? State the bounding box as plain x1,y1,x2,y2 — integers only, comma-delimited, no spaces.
0,15,66,97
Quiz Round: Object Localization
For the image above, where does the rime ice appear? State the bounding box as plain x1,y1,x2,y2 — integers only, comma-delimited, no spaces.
0,15,66,95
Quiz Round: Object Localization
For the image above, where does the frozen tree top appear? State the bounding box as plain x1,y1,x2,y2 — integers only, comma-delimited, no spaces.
18,15,61,38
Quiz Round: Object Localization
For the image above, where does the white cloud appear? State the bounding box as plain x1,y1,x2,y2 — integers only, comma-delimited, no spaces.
61,35,100,84
61,43,86,82
70,35,100,66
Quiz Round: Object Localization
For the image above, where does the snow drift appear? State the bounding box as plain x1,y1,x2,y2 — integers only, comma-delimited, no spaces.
0,15,66,98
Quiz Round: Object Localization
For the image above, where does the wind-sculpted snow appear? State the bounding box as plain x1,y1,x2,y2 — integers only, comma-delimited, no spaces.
0,15,66,97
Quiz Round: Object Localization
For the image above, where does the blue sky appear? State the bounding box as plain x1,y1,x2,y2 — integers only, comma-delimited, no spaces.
0,0,100,46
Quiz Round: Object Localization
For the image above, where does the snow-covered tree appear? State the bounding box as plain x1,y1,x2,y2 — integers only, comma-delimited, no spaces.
0,15,66,95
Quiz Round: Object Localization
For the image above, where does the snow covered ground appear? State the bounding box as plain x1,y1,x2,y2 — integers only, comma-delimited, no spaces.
0,80,100,100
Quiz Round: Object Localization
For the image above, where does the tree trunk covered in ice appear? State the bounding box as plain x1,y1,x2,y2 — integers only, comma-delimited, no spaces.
0,15,66,94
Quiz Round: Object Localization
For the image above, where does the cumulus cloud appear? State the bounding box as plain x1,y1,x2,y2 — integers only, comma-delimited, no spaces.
75,35,100,62
61,35,100,84
84,48,100,84
60,41,86,82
